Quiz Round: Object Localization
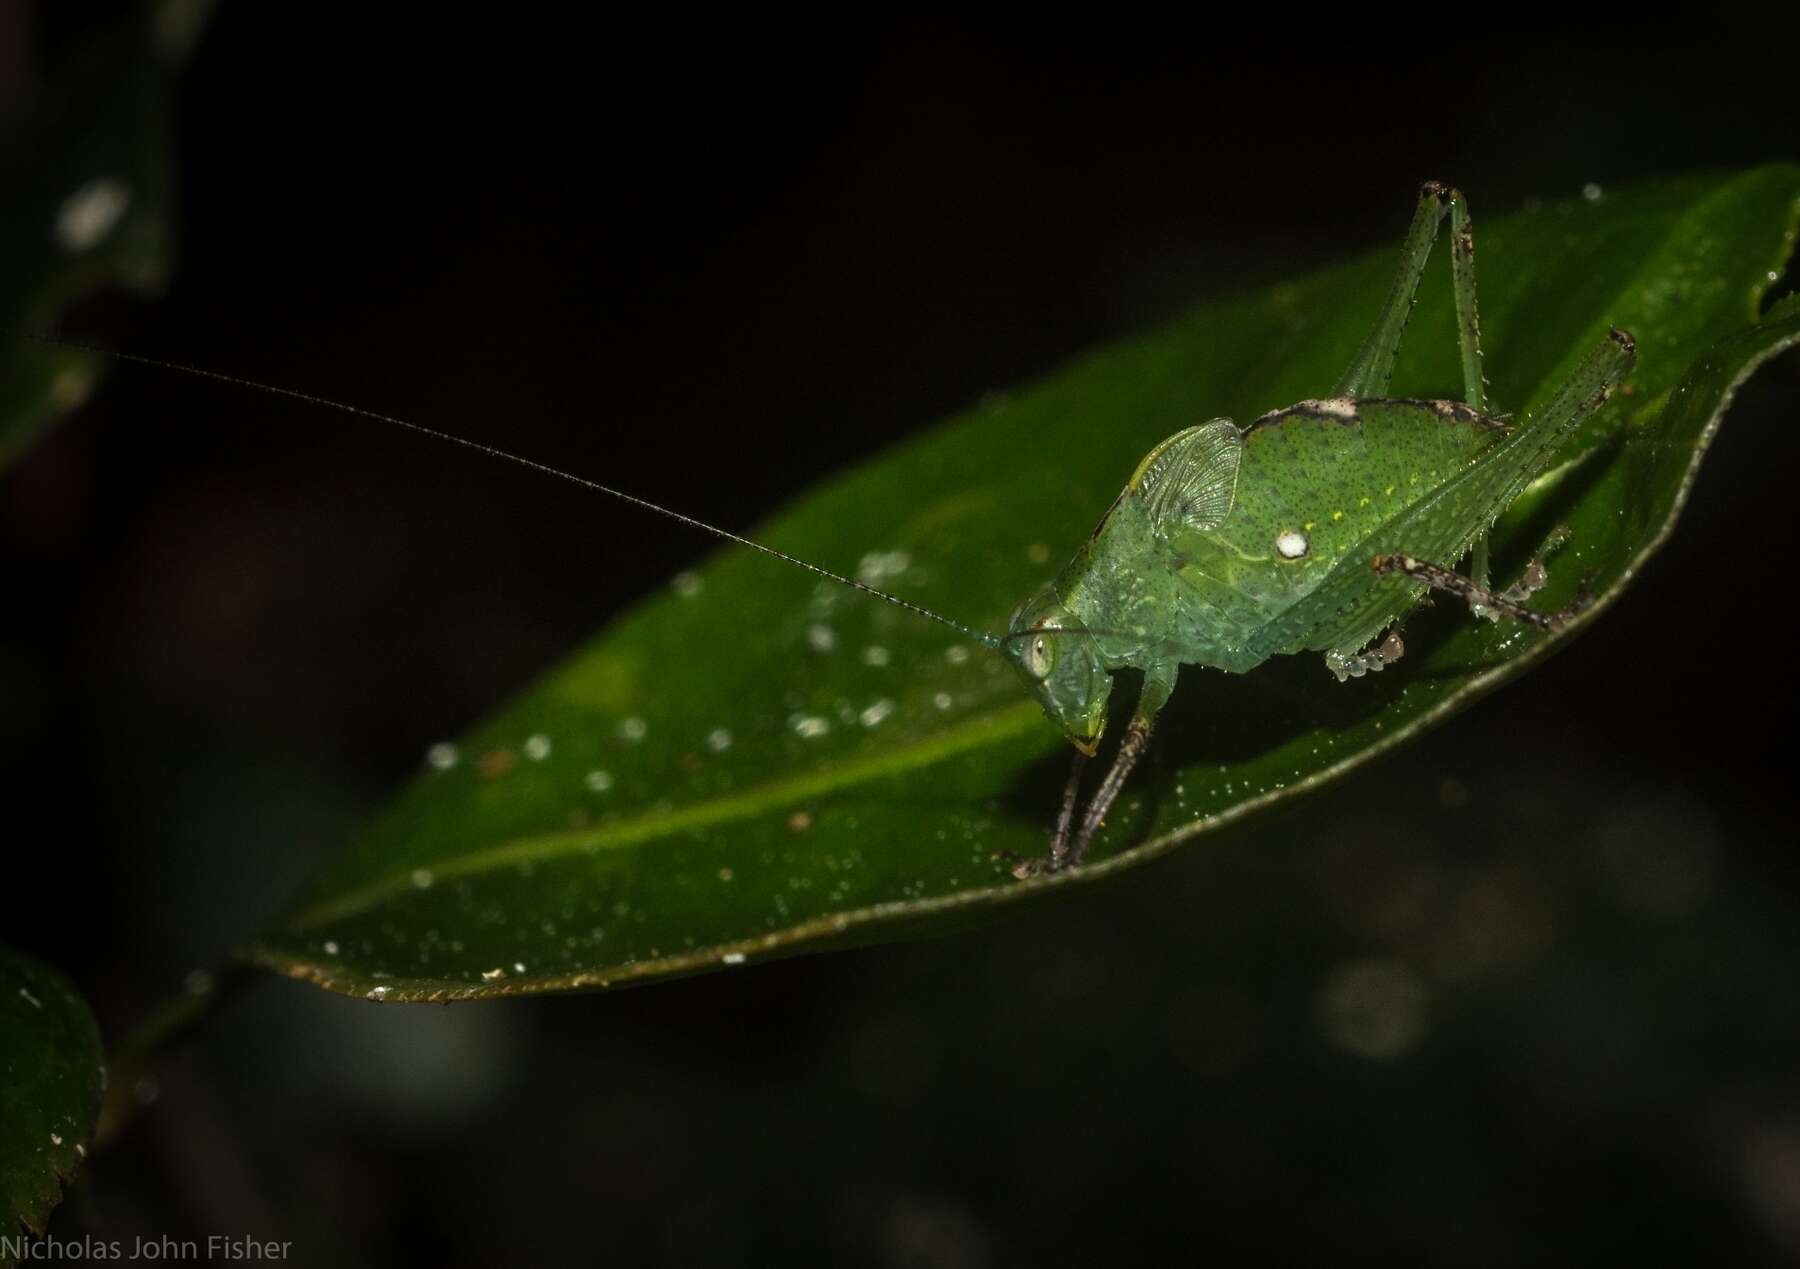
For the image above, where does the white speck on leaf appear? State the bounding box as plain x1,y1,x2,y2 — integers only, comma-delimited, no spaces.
856,550,912,586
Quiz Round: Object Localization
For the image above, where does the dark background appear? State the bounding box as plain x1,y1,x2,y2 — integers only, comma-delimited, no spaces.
6,7,1800,1266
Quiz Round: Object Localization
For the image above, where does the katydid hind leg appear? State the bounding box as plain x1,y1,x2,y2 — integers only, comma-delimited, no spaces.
1335,182,1488,405
1310,328,1633,676
1450,188,1496,595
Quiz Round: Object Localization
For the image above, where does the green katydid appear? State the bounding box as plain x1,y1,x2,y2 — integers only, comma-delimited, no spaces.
996,181,1633,876
40,181,1634,881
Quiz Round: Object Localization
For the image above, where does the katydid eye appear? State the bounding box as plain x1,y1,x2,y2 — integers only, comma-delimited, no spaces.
1024,634,1053,679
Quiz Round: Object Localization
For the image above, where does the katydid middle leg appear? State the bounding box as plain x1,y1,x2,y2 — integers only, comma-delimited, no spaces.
1370,550,1594,631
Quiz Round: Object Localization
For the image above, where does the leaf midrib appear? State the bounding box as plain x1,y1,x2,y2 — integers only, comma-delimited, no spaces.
285,698,1046,929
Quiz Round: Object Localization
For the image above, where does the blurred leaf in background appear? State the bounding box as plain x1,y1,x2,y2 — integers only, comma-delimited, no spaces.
0,0,208,469
0,947,102,1262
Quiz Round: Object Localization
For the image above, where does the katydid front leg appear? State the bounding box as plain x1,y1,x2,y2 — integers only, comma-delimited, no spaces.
1049,750,1087,868
1011,665,1177,878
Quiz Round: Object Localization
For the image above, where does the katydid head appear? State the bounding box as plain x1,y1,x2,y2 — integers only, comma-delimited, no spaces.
1004,588,1112,754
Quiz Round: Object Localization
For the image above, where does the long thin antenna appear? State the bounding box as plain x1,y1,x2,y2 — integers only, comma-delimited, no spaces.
31,333,1002,650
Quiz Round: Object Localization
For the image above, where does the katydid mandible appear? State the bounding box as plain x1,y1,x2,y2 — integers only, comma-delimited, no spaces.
44,181,1635,879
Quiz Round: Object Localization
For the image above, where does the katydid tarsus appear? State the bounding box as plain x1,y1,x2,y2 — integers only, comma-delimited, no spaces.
40,182,1635,880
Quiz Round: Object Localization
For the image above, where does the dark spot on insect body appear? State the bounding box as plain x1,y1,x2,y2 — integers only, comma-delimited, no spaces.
1608,327,1637,354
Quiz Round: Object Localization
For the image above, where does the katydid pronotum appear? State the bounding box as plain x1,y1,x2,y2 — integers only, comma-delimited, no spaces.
42,182,1635,881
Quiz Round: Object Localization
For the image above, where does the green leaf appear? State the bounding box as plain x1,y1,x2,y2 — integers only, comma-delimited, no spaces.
0,2,208,470
241,166,1800,1000
0,948,103,1253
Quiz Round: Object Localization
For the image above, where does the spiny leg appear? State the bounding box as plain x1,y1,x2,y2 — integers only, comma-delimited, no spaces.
1335,182,1488,405
1340,182,1498,588
999,724,1153,883
1062,716,1155,871
1002,751,1087,880
1048,750,1088,866
1008,669,1174,880
1410,327,1632,628
1059,666,1176,872
1371,550,1593,632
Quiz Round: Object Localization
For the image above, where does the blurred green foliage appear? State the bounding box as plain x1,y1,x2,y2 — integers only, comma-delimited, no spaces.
0,947,102,1258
